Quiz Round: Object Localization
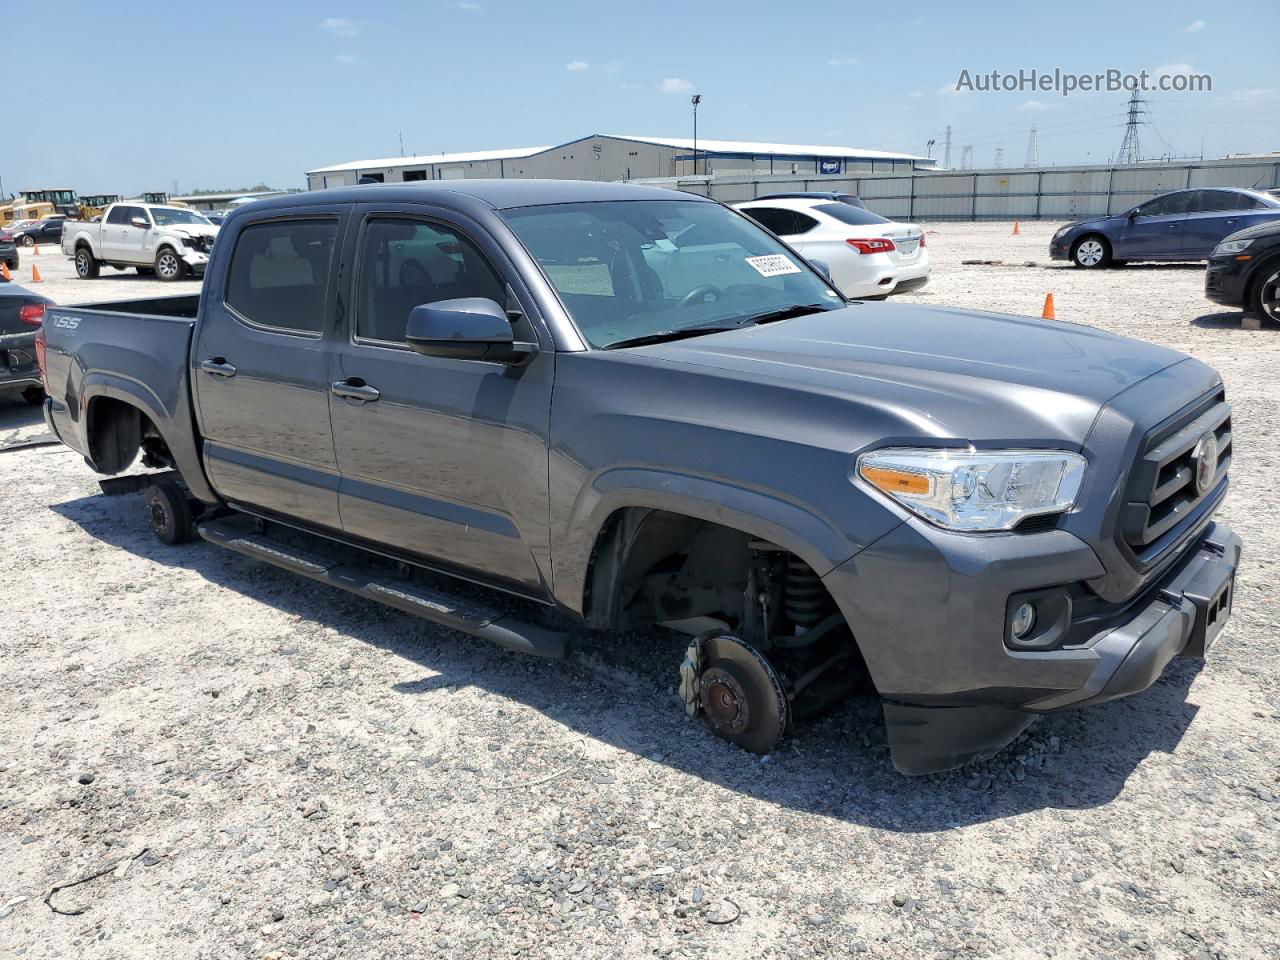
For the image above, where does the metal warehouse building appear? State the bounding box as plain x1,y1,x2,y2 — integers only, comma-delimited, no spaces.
305,134,928,190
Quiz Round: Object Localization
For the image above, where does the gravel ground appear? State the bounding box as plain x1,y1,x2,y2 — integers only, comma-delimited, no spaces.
2,221,1278,959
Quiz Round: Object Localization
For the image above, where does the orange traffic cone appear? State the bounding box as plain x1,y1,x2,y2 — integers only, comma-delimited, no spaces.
31,264,43,283
1041,293,1055,319
0,262,9,281
1011,221,1021,236
32,242,40,255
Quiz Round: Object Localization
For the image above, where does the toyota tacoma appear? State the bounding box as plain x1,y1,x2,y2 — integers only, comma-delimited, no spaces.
37,181,1240,773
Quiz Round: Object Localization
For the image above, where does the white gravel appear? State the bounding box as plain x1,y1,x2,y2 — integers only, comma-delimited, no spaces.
1,221,1277,959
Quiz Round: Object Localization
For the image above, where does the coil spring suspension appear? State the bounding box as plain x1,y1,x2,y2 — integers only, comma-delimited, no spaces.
784,557,824,630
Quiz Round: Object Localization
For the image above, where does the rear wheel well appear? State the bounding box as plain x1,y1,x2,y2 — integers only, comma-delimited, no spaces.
86,397,176,474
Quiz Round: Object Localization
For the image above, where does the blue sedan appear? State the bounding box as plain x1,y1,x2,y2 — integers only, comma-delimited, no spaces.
1049,187,1280,268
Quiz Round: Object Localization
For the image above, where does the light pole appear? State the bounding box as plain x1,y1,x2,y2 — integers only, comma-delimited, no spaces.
691,94,702,176
926,138,936,160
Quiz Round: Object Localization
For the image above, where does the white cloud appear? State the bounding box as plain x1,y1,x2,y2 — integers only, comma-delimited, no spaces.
937,82,968,97
827,57,857,67
320,17,359,36
660,77,695,94
1154,62,1198,76
334,53,359,65
620,81,643,90
566,60,590,72
456,0,482,9
907,90,924,98
1180,19,1206,32
601,60,623,74
1017,99,1050,111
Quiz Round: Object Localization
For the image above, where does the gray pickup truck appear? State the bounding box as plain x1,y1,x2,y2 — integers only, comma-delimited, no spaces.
38,180,1241,774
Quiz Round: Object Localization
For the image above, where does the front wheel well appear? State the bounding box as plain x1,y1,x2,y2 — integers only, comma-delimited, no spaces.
86,397,175,474
583,507,873,684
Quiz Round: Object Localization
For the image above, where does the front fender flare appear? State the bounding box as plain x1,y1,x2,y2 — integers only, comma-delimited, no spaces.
555,466,854,617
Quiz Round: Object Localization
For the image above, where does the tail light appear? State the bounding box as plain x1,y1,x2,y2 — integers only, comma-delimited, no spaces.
847,238,896,255
35,325,47,385
0,231,12,242
19,302,45,326
918,233,926,248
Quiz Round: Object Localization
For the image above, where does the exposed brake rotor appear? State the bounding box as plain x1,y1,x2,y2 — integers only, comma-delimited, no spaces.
691,634,789,755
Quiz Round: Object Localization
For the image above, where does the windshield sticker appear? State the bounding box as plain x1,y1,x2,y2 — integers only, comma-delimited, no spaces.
745,254,803,278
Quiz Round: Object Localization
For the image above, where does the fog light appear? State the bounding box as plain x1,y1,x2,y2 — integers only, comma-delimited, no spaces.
1010,602,1037,641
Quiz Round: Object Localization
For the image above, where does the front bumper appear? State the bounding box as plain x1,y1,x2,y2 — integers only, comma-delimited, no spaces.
1049,235,1071,260
824,518,1241,774
180,249,210,271
1204,256,1249,307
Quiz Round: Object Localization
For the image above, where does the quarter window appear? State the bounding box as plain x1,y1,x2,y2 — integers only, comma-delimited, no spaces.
355,218,507,344
224,219,338,334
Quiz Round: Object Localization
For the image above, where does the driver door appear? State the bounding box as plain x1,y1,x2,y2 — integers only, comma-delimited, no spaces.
327,204,555,593
1113,191,1191,259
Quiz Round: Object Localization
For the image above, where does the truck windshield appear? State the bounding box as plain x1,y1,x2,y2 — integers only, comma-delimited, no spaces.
501,200,841,349
151,207,211,226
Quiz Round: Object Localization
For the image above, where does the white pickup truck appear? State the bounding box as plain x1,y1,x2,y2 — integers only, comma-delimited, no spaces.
61,202,219,282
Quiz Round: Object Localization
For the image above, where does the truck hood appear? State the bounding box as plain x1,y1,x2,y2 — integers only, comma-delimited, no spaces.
169,225,219,240
633,303,1192,446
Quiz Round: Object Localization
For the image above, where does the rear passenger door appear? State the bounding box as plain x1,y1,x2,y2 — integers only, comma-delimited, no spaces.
192,208,347,530
327,204,554,593
1182,190,1249,258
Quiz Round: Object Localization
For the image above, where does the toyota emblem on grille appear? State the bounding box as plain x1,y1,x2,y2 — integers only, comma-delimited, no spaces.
1192,432,1219,496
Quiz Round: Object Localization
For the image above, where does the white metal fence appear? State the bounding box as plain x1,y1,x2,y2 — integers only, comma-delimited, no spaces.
642,157,1280,221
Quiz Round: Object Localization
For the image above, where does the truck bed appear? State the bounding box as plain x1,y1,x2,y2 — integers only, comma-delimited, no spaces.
42,293,215,501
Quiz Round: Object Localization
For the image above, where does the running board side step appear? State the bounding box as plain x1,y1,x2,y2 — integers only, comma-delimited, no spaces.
197,518,567,659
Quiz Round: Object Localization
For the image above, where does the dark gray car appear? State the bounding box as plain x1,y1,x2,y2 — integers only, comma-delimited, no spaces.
0,277,48,404
38,180,1241,774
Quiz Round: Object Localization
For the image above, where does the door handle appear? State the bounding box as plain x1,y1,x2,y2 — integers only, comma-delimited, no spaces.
201,358,237,377
331,378,380,402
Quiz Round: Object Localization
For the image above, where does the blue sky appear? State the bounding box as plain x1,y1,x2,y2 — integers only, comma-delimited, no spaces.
5,1,1277,195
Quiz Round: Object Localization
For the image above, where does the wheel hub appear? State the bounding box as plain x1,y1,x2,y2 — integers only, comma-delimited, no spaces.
150,500,169,529
700,668,749,732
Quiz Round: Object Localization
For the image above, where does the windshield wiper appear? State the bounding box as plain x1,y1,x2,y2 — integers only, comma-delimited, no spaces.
732,303,835,327
602,324,740,350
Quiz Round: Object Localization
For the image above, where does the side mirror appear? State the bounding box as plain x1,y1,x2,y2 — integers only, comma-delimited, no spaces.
130,216,149,228
405,297,537,363
1126,209,1139,220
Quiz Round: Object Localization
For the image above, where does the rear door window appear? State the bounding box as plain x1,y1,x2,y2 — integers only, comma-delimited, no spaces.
741,207,799,236
224,219,338,334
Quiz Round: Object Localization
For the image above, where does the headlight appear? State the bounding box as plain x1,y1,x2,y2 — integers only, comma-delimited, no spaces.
1212,237,1253,257
856,448,1086,532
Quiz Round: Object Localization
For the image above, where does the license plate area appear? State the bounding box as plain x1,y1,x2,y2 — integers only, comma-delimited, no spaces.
1181,557,1235,658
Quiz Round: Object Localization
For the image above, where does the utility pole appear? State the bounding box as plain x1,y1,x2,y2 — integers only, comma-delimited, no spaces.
993,146,1004,168
690,94,702,176
399,130,405,157
1117,89,1146,165
1023,124,1039,167
943,125,952,169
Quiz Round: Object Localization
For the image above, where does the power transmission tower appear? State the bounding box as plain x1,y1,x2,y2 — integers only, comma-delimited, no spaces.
1023,124,1039,167
960,145,973,170
943,125,952,169
993,146,1004,168
1116,89,1146,165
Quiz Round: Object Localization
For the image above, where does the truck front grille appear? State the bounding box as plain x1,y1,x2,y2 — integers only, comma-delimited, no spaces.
1121,392,1230,566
